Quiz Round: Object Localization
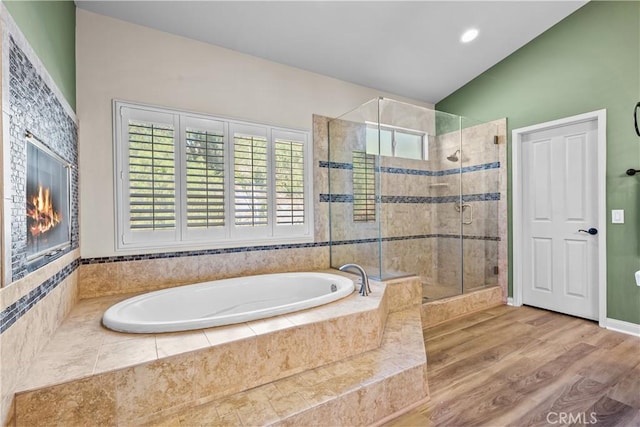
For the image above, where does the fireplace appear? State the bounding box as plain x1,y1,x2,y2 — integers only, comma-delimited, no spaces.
26,133,71,267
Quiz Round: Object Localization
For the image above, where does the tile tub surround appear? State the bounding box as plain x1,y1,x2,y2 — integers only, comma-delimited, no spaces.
13,276,425,425
76,114,334,299
78,244,330,299
147,307,428,427
421,285,504,328
0,249,80,426
383,275,422,313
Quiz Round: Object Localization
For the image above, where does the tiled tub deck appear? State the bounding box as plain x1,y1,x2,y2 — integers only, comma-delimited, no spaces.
11,274,428,426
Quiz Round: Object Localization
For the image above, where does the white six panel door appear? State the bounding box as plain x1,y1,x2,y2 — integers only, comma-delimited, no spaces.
521,119,599,320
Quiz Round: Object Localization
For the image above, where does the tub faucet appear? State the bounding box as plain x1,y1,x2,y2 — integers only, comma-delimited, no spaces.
338,264,371,296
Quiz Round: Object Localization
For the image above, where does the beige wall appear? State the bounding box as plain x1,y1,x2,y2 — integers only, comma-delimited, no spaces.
76,9,432,259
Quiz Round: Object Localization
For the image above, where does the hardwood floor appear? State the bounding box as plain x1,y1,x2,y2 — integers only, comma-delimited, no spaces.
384,305,640,427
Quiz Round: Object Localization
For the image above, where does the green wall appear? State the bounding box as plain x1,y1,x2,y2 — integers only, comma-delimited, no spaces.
437,1,640,324
3,0,76,110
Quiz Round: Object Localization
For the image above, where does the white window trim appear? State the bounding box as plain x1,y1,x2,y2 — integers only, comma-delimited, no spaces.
115,105,181,247
113,100,313,252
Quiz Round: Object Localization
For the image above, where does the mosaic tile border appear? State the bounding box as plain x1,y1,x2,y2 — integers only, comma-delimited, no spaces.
319,160,352,170
80,241,330,265
320,161,500,176
333,234,500,244
321,194,355,203
382,162,500,176
0,259,79,334
320,192,501,203
7,36,79,281
81,233,499,265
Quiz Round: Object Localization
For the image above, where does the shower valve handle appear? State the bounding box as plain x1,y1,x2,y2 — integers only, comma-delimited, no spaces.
578,228,598,235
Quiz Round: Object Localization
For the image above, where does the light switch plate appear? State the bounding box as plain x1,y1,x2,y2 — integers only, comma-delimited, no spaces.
611,209,624,224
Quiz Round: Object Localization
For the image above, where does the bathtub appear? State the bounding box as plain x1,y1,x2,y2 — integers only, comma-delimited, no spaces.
102,272,355,333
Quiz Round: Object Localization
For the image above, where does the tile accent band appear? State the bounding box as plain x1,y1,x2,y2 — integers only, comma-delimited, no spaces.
80,233,498,265
319,193,501,203
319,161,500,176
1,233,499,334
0,259,80,334
81,241,330,264
331,234,499,245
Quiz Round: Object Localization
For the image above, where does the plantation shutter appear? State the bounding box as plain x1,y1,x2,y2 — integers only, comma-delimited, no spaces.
119,106,179,245
115,101,311,250
274,137,305,225
352,151,376,222
128,120,176,230
232,125,269,234
184,124,226,229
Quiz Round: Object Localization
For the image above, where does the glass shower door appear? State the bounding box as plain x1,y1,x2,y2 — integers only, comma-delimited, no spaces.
326,97,500,300
422,111,463,300
461,118,500,293
327,99,383,280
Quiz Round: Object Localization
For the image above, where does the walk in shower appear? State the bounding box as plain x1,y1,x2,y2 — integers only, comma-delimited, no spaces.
327,98,501,300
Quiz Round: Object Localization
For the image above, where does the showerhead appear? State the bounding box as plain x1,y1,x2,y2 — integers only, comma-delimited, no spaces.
446,149,460,162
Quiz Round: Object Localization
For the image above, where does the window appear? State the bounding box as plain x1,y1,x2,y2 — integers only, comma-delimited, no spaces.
352,151,376,222
274,133,306,226
114,101,312,250
365,125,427,160
232,125,269,233
184,121,225,230
127,120,176,231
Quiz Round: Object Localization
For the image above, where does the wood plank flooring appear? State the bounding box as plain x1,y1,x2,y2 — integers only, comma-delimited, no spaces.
384,305,640,427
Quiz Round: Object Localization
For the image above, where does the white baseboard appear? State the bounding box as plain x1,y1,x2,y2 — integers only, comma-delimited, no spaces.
606,318,640,337
507,297,515,306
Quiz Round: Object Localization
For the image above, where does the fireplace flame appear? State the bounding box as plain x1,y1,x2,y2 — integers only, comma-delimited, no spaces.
26,185,62,237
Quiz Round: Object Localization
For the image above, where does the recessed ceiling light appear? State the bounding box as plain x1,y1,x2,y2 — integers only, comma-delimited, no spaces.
461,29,479,43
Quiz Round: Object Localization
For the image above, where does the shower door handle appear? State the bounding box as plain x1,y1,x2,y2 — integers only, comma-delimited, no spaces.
463,203,473,224
456,202,473,224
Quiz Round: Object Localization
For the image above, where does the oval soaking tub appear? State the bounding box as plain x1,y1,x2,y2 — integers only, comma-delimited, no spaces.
102,272,354,333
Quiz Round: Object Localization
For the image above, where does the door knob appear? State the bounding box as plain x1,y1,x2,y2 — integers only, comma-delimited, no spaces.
578,228,598,235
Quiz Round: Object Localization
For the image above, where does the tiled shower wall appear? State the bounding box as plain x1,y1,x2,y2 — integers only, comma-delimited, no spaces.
0,11,80,424
323,116,507,299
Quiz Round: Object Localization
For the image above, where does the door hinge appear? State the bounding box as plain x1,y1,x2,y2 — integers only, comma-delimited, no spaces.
494,135,499,145
494,266,499,275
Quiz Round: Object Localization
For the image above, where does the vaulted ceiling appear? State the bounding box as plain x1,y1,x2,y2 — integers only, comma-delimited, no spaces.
76,1,587,103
